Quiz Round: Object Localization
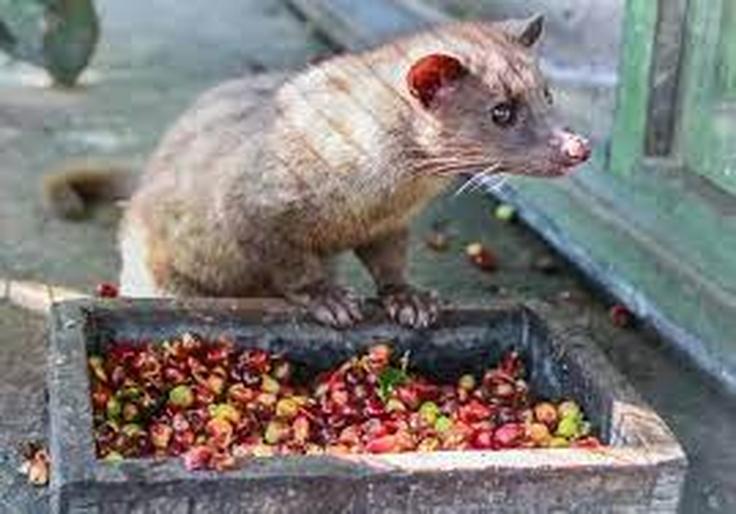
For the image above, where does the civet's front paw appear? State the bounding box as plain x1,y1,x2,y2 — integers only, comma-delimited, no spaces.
379,284,439,329
288,282,363,329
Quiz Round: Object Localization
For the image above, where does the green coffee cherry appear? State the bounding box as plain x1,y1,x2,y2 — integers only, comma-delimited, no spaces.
494,204,516,222
169,385,194,408
419,402,440,425
548,436,569,448
434,416,453,433
105,397,121,419
556,415,580,439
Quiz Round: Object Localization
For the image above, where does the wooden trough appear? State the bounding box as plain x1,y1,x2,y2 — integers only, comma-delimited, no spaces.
47,299,686,513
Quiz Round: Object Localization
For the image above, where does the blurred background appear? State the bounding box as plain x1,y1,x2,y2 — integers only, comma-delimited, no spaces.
0,1,735,512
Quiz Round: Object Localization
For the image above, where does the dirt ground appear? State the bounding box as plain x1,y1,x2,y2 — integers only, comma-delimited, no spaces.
0,1,734,512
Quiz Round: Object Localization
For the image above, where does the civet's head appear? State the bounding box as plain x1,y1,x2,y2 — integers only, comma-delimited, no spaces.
406,15,590,178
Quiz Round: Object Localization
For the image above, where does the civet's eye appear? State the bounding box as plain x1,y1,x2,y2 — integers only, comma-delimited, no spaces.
543,87,554,105
491,102,516,127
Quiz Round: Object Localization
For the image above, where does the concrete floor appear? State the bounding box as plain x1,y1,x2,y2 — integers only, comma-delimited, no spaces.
0,1,735,512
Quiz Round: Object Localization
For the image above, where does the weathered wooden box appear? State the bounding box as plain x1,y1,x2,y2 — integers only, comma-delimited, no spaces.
47,299,686,513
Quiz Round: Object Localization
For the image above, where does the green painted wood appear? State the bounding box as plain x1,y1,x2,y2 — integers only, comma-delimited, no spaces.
678,0,736,195
571,167,736,293
608,0,658,175
677,0,719,177
717,0,736,98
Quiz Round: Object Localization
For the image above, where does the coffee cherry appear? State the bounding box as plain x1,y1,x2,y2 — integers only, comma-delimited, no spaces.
417,437,440,452
209,404,241,425
385,398,407,413
164,366,187,385
272,361,292,382
472,429,494,449
419,402,440,425
293,416,310,444
122,403,139,423
227,384,254,405
150,423,173,450
205,374,226,395
264,421,288,445
458,374,476,391
465,243,498,272
256,392,277,408
434,416,453,434
526,423,551,446
95,282,119,298
261,376,280,395
210,449,236,471
396,386,421,410
571,436,601,449
275,398,300,420
491,381,515,399
88,356,108,383
366,434,397,454
183,445,213,471
494,204,516,222
548,436,569,448
458,400,492,423
91,385,111,410
241,349,271,375
493,423,524,448
251,444,276,458
367,344,392,373
556,416,580,440
338,425,362,447
206,418,234,449
609,304,633,328
533,402,558,427
169,385,194,408
557,401,581,420
106,397,122,420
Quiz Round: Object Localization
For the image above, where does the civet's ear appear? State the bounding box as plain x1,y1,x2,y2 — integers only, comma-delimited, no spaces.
503,13,545,48
407,53,468,108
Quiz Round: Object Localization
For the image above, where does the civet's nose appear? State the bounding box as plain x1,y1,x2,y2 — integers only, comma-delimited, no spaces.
557,130,591,165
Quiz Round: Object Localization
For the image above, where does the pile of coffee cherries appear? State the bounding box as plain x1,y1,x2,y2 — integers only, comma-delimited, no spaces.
89,334,601,471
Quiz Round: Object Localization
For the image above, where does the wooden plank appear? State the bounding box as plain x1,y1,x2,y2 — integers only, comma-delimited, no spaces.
608,0,658,174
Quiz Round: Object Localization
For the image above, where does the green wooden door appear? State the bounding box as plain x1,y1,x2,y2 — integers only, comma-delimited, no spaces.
680,0,736,195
